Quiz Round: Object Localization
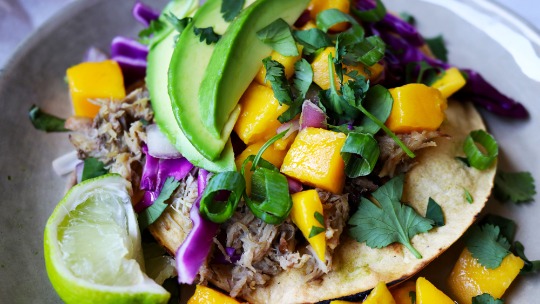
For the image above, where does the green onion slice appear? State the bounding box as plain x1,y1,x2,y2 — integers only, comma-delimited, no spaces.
463,130,498,170
341,133,380,178
245,167,292,225
250,128,289,171
199,171,246,223
351,0,387,23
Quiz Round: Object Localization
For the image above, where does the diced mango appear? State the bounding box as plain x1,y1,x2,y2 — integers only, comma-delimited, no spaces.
416,277,454,304
255,45,303,86
281,128,346,194
274,131,298,151
430,67,467,99
448,248,524,304
309,0,351,32
66,60,126,118
329,301,359,304
311,47,383,91
187,285,240,304
291,190,326,261
390,281,416,304
236,141,288,195
301,20,317,30
363,282,396,304
234,83,289,145
385,84,447,133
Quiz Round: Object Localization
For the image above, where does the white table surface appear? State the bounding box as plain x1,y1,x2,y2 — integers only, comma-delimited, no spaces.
0,0,539,69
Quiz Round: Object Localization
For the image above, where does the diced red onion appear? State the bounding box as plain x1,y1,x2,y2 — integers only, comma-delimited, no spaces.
294,9,311,28
146,124,182,159
52,150,82,176
277,119,300,139
132,2,160,26
83,47,108,62
75,162,84,184
198,169,209,196
300,100,327,130
287,177,303,194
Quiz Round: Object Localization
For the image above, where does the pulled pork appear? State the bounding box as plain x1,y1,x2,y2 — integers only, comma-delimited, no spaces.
210,191,349,298
377,130,443,177
67,88,152,184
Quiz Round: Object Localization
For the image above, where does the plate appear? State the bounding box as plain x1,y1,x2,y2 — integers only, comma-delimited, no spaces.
0,0,538,302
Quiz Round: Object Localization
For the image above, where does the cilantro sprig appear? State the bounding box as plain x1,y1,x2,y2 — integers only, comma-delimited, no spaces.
466,224,511,269
193,26,221,44
256,18,298,57
472,294,504,304
348,175,434,259
221,0,245,22
138,177,181,230
494,170,536,204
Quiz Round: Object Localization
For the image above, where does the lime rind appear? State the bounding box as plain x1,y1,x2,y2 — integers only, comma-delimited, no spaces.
44,174,170,304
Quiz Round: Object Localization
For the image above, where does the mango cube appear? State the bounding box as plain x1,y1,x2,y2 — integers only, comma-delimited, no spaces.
234,83,289,145
448,248,524,304
235,141,288,195
416,277,454,304
390,281,416,304
311,47,383,91
430,67,467,99
255,45,303,86
309,0,351,32
66,60,126,118
385,83,447,133
274,131,298,151
363,282,396,304
281,128,346,194
291,190,326,261
187,285,240,304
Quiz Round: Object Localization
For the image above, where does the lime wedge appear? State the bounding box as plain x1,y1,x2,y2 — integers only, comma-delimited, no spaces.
44,174,170,304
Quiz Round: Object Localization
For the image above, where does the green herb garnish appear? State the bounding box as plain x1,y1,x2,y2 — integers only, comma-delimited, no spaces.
466,224,510,269
513,241,540,274
138,177,181,230
494,170,536,204
262,58,293,104
472,293,505,304
199,171,246,223
350,0,387,22
293,28,333,54
340,132,380,178
28,105,68,132
425,35,448,62
425,198,445,227
464,188,474,204
221,0,245,22
309,226,326,238
193,26,221,44
257,18,298,56
81,158,108,182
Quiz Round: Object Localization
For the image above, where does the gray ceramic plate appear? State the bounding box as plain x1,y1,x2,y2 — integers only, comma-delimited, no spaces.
0,0,538,302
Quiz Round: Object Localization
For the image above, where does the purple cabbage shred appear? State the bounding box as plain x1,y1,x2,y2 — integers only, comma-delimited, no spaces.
132,2,160,26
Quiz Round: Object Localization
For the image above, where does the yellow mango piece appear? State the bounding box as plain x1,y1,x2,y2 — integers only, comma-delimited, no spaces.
309,0,351,32
430,67,467,99
235,141,288,195
291,190,326,261
187,285,240,304
66,60,126,118
301,20,317,30
274,131,298,151
255,45,303,86
329,301,359,304
385,84,448,133
311,47,383,91
363,282,396,304
234,83,289,145
416,277,454,304
281,128,346,194
448,248,524,304
391,281,416,304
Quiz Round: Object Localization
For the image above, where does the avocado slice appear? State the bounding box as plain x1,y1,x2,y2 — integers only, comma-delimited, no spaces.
168,0,256,161
147,0,198,49
147,0,235,172
198,0,310,137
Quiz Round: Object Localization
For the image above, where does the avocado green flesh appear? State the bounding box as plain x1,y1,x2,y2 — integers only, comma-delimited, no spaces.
147,0,198,49
147,5,235,172
199,0,311,137
168,0,255,161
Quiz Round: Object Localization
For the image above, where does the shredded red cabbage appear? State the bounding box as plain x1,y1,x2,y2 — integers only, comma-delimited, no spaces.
110,37,148,86
132,2,160,26
176,170,219,284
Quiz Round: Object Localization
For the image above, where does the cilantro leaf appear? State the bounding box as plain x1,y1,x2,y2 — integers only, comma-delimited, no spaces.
257,18,298,56
464,188,474,204
28,105,68,132
293,59,313,99
138,19,167,45
472,293,504,304
409,291,416,304
193,26,221,44
481,214,516,243
309,226,325,238
263,57,293,105
494,170,536,204
221,0,244,22
277,99,303,123
348,175,434,259
355,84,392,134
81,158,108,182
466,224,510,269
425,198,445,227
138,177,181,231
293,28,333,54
425,35,448,62
512,241,540,274
164,14,191,34
314,211,324,226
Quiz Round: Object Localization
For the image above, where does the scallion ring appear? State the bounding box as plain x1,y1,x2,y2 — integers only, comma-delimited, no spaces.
199,171,245,223
463,130,498,170
341,132,380,178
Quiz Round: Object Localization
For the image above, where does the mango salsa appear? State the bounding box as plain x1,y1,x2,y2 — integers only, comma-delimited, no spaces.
187,285,240,304
385,83,447,133
311,47,383,91
235,141,288,195
363,282,396,304
66,60,126,118
448,248,524,304
274,130,298,151
234,83,289,145
255,45,303,86
430,67,466,99
281,128,346,194
390,281,416,304
291,190,326,261
309,0,351,32
416,277,454,304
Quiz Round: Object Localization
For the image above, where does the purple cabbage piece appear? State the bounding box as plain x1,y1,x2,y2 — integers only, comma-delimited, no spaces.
213,247,241,264
132,2,160,26
198,169,209,196
176,171,219,284
110,37,148,86
287,177,303,194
